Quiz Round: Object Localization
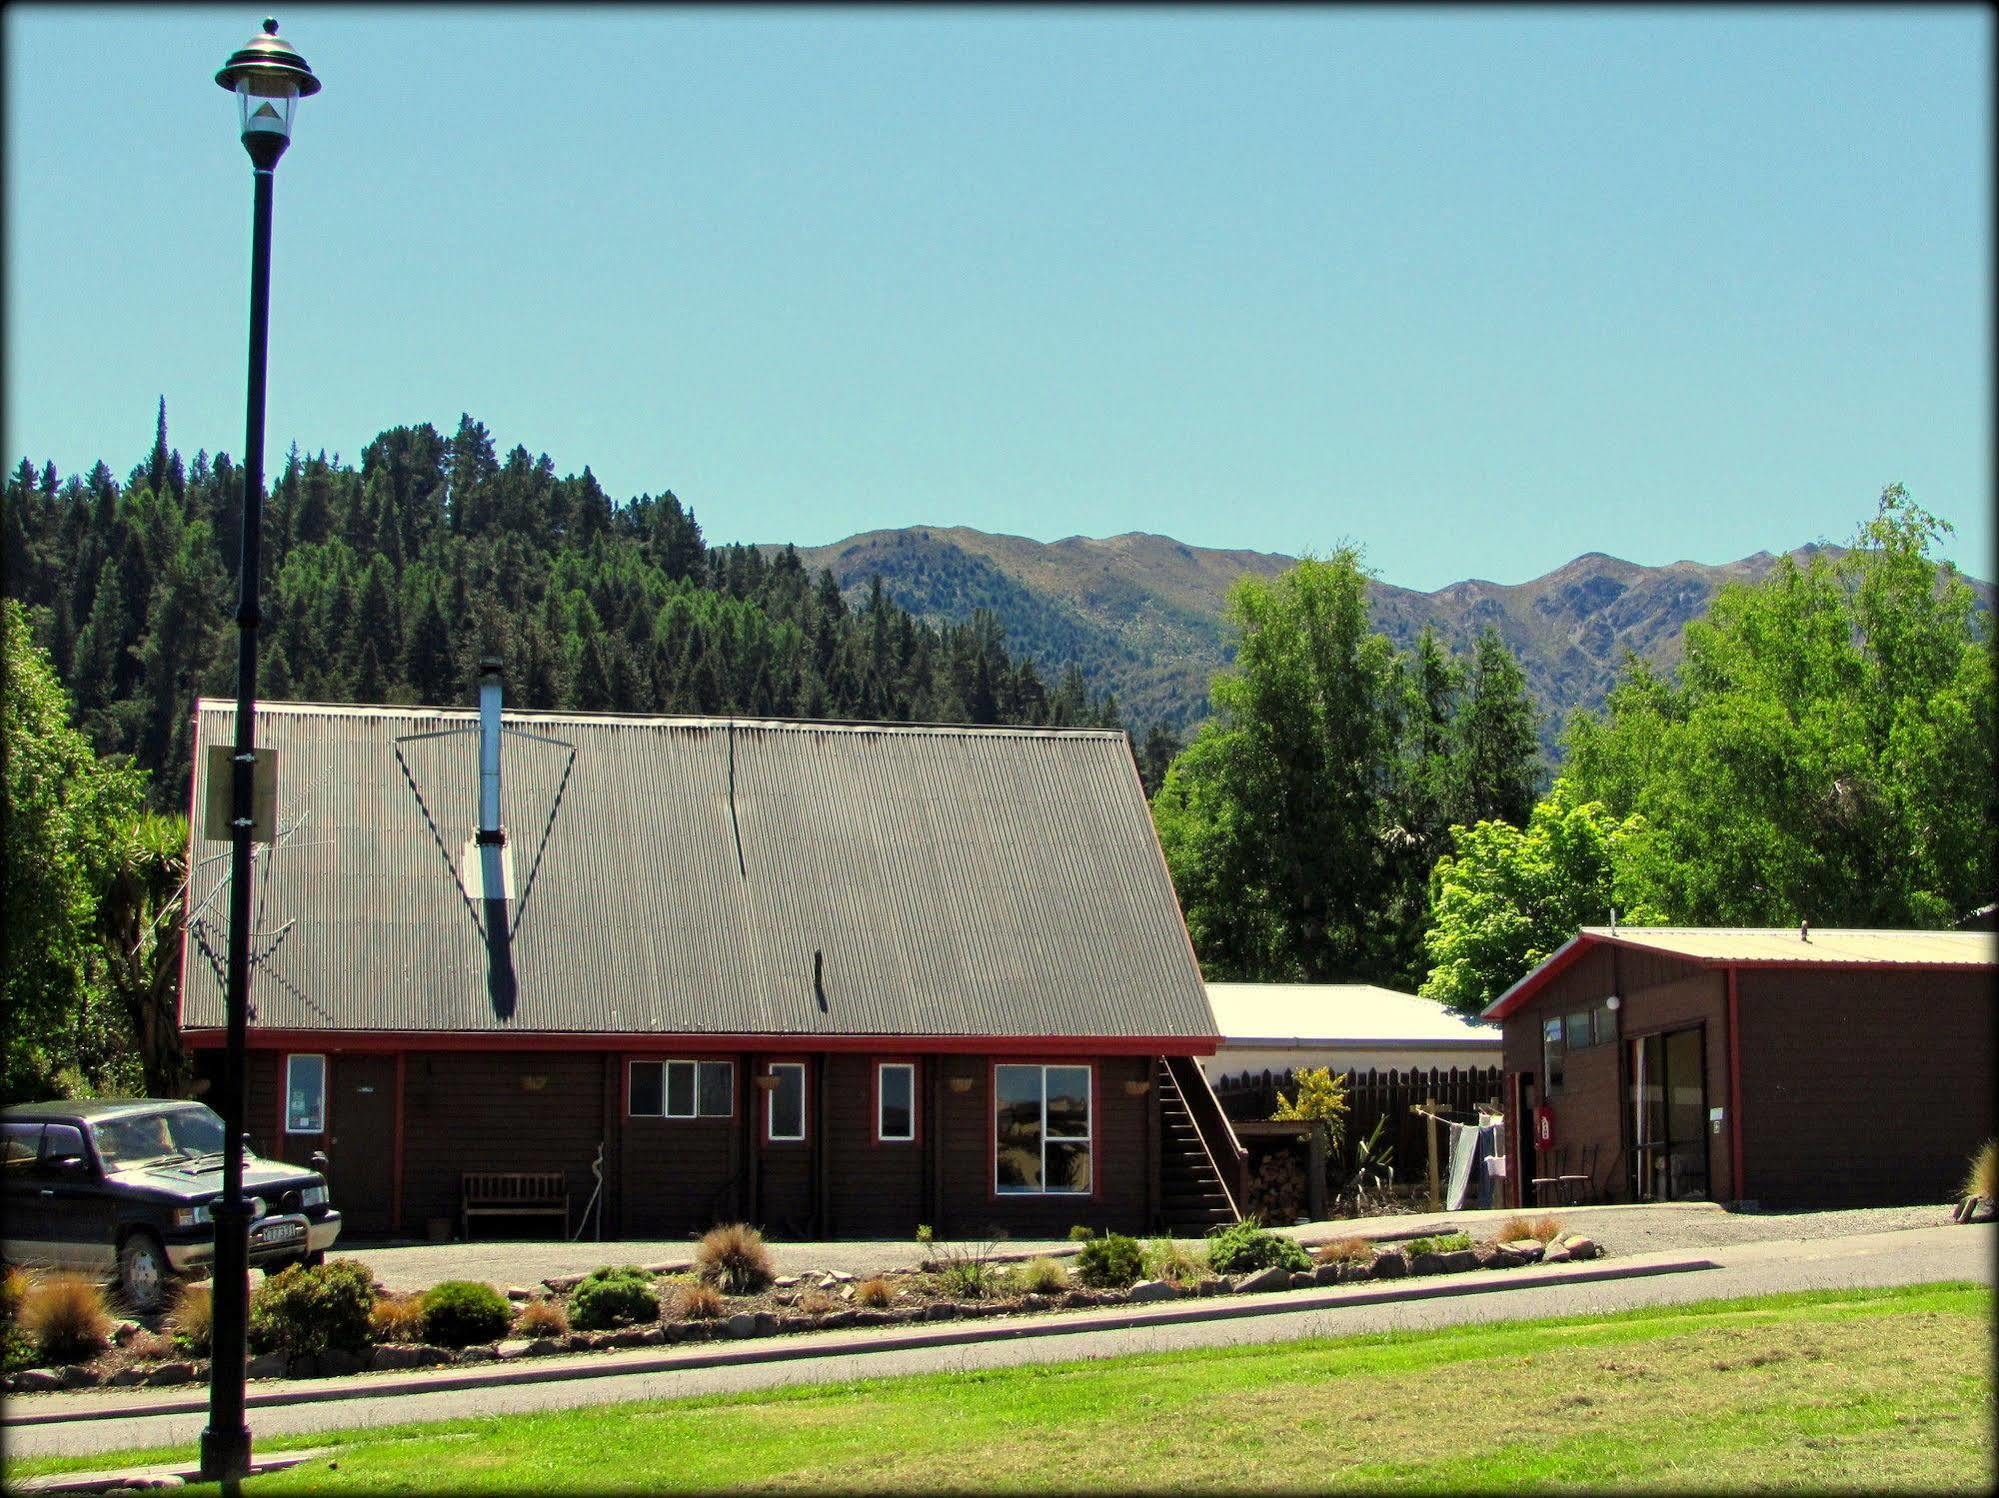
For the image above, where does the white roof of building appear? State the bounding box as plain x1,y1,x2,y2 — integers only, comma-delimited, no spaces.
1204,982,1502,1049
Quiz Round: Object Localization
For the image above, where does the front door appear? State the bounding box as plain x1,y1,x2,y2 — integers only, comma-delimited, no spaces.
1629,1027,1708,1201
329,1055,398,1237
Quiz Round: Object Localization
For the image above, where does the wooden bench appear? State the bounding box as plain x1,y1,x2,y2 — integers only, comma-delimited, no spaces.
460,1171,569,1240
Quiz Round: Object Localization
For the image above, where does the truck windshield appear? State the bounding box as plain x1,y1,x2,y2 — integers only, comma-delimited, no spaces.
93,1105,227,1169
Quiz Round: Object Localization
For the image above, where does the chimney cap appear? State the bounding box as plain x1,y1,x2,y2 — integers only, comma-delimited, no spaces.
478,655,504,678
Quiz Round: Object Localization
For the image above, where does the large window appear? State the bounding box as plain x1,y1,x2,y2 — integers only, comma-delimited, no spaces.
994,1064,1092,1195
877,1063,915,1143
285,1054,326,1134
629,1060,734,1119
767,1063,806,1142
1542,998,1617,1092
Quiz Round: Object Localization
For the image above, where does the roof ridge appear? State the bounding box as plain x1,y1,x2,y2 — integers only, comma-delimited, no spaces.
191,697,1126,739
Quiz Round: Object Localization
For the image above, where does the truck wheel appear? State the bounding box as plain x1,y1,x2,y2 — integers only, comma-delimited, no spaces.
118,1231,174,1312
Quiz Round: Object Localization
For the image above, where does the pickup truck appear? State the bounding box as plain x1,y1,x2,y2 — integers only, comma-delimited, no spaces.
1,1098,342,1311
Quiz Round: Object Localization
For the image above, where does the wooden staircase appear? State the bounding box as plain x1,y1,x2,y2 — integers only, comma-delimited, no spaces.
1156,1056,1248,1234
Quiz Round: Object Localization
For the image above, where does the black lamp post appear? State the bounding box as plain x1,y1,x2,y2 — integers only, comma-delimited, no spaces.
202,18,320,1487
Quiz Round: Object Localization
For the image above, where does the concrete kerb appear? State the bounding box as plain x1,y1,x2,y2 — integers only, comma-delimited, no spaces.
11,1449,330,1495
5,1251,1718,1430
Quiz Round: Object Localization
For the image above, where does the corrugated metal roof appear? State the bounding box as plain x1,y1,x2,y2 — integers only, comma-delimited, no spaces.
1483,925,1998,1020
183,700,1218,1041
1575,926,1998,968
1205,983,1501,1047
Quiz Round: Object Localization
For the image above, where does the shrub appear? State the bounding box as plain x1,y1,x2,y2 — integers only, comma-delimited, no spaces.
22,1270,112,1364
1312,1236,1374,1267
1068,1224,1095,1243
165,1283,213,1357
249,1258,377,1360
421,1281,511,1348
1,1264,31,1323
853,1277,895,1308
932,1241,1000,1300
514,1298,569,1338
1271,1066,1350,1150
369,1291,429,1344
1141,1238,1208,1286
1963,1140,1997,1203
1007,1257,1071,1295
915,1225,935,1245
570,1266,660,1331
670,1281,725,1320
1074,1233,1144,1289
1403,1232,1475,1256
1205,1221,1311,1276
694,1224,776,1296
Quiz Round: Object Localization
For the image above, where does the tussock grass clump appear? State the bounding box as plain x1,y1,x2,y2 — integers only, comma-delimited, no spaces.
1142,1239,1208,1286
369,1291,429,1344
166,1282,213,1357
1007,1257,1071,1295
22,1270,112,1363
795,1290,837,1316
1528,1215,1565,1243
854,1277,896,1308
694,1224,776,1296
1963,1140,1997,1204
1,1264,32,1322
514,1298,569,1338
670,1281,725,1320
125,1329,176,1361
1313,1236,1374,1266
933,1244,1001,1300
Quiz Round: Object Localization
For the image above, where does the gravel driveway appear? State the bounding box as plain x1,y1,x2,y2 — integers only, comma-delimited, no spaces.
339,1201,1957,1293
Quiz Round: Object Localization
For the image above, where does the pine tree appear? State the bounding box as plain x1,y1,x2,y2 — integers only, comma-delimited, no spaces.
1455,627,1540,827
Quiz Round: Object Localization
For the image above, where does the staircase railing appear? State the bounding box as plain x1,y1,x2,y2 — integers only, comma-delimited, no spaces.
1161,1055,1249,1223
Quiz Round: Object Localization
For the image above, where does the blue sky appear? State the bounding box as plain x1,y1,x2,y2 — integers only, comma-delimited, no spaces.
4,5,1990,590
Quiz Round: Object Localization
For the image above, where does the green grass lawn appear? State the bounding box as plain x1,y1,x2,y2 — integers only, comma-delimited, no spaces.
10,1282,1991,1494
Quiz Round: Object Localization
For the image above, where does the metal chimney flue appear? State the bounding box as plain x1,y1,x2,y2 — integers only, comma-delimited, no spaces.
477,657,505,847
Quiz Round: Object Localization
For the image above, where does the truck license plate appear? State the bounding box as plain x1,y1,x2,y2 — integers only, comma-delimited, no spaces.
254,1221,303,1245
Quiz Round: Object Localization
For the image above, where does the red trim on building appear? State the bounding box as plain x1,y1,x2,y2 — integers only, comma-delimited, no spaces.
1726,965,1745,1203
184,1029,1216,1056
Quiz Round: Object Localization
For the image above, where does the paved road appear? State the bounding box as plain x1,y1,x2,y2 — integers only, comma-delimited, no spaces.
343,1201,1952,1291
10,1223,1989,1462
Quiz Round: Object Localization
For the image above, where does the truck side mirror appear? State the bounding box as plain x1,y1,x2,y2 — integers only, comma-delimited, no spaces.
49,1154,90,1178
309,1150,330,1173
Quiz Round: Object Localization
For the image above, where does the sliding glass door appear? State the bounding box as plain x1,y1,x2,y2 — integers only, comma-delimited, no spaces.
1629,1026,1707,1201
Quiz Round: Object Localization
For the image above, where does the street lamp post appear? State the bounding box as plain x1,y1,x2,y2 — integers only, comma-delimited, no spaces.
202,18,320,1487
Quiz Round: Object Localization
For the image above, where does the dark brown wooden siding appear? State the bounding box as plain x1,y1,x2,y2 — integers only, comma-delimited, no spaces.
1735,967,1995,1207
228,1044,1170,1240
1500,945,1728,1203
821,1055,925,1238
935,1054,1152,1238
400,1051,605,1237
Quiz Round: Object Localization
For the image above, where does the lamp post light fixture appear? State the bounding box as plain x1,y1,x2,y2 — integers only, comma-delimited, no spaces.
202,18,320,1488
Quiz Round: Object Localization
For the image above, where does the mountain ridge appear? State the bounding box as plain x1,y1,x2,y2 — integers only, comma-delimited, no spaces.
772,527,1993,757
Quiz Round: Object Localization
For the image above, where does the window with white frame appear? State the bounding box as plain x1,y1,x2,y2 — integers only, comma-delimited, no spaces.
877,1062,914,1142
767,1062,806,1141
629,1060,734,1119
994,1063,1091,1194
285,1054,326,1134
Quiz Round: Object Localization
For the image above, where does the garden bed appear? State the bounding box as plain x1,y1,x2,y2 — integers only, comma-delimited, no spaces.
0,1218,1602,1395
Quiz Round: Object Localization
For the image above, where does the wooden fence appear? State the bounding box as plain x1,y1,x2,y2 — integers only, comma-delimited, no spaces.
1212,1065,1504,1184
